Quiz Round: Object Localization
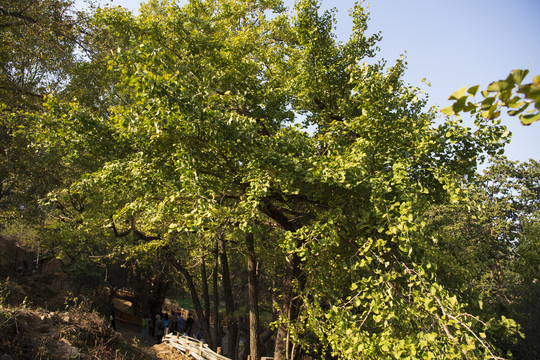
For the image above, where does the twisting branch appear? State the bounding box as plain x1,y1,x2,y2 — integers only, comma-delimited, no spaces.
133,228,160,241
109,215,161,241
110,216,132,238
0,5,37,25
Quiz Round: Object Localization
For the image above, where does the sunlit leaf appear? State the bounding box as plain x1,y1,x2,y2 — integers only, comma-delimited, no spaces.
520,112,540,125
449,86,467,100
441,107,455,116
509,69,529,85
480,97,496,110
487,80,513,92
508,103,528,116
467,85,480,96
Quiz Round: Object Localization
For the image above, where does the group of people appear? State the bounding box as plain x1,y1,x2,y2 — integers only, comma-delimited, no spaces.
140,311,195,344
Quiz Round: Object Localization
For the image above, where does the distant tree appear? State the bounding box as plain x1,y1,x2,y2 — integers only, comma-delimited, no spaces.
0,0,89,224
0,0,86,109
424,157,540,358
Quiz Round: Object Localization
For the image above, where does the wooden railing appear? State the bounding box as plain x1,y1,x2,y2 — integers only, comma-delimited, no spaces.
163,333,231,360
163,333,274,360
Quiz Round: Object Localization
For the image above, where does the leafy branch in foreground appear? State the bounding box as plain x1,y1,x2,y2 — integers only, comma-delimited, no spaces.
442,69,540,125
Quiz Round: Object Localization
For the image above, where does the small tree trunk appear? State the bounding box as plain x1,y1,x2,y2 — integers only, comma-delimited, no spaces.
201,254,211,331
260,203,305,360
175,262,215,350
246,232,260,360
218,234,238,360
273,258,294,360
147,279,169,315
212,240,221,352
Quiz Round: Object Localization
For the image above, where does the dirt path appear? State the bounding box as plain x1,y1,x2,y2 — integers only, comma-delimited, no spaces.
115,321,191,360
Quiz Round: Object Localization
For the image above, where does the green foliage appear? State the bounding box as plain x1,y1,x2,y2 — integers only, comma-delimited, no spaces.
34,0,522,358
424,157,540,358
0,0,92,230
0,0,86,109
442,69,540,125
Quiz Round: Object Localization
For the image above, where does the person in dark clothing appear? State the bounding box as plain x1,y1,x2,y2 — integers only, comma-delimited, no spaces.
177,312,185,333
185,313,194,336
170,312,178,334
155,315,165,344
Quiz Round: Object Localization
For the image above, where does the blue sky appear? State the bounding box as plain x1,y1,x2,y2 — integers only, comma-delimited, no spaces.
76,0,540,163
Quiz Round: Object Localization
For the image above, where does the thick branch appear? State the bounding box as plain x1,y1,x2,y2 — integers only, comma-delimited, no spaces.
0,85,43,99
260,202,301,232
0,5,37,25
110,216,132,237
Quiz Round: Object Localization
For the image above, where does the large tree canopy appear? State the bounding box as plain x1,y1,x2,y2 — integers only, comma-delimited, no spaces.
36,0,521,358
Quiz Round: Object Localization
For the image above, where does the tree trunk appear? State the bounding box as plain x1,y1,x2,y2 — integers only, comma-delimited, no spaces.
201,254,211,332
148,279,170,315
218,234,238,360
273,252,304,360
175,262,215,350
260,202,305,360
246,232,260,360
212,239,221,352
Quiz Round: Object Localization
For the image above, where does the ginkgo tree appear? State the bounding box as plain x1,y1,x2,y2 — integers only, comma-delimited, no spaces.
38,0,521,358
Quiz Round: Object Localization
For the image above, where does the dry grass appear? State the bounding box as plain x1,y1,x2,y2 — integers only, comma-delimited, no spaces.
0,301,156,360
